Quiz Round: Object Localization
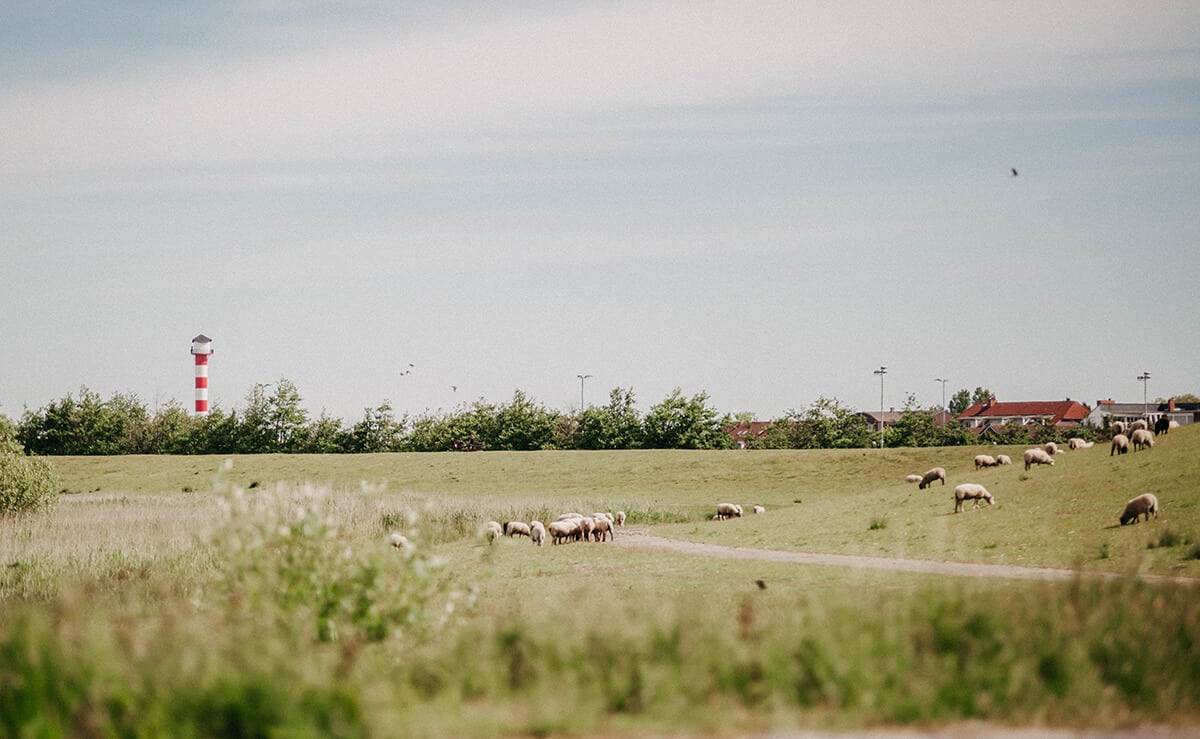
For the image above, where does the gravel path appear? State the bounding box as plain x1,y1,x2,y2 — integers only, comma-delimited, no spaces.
614,528,1199,585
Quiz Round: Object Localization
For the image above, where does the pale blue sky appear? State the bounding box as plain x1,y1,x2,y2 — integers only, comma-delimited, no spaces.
3,2,1198,423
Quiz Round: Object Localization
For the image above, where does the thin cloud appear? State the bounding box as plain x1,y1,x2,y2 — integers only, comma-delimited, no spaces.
4,2,1198,175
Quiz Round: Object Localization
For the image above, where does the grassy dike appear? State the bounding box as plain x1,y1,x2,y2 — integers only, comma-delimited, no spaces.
2,427,1198,736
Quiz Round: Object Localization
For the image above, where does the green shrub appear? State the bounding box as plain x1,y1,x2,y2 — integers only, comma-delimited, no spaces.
206,482,470,643
0,453,60,514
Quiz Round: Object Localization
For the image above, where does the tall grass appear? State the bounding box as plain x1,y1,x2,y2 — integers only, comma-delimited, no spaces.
2,568,1197,736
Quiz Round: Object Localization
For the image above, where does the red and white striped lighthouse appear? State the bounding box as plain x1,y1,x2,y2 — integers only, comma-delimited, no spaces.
190,334,214,416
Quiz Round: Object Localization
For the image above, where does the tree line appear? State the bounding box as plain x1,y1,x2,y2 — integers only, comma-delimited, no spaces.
3,380,1096,456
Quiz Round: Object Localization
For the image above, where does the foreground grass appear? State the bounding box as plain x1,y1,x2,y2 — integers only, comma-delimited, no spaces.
3,555,1198,737
1,428,1197,735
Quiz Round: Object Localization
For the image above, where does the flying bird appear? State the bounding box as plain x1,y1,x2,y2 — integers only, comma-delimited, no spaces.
1011,168,1019,177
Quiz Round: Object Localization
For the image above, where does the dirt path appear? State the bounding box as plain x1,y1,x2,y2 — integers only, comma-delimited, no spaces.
614,528,1199,585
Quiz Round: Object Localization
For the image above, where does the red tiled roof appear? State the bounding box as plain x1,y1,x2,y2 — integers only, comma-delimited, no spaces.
957,400,1090,424
726,421,772,442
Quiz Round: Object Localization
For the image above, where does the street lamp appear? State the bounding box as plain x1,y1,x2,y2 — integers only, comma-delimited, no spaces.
577,373,592,410
934,377,948,412
1137,372,1151,416
874,366,887,448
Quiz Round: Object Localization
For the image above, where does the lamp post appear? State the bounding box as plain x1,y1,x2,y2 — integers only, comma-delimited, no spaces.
577,373,592,410
934,377,948,412
874,366,887,448
1137,372,1151,416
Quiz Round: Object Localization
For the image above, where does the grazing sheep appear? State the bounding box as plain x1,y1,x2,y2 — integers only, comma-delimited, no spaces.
1023,448,1055,470
615,510,626,526
1044,442,1061,456
974,454,998,470
1110,434,1130,456
995,454,1012,466
953,483,995,513
591,515,614,542
752,505,766,514
905,473,923,484
1119,493,1159,525
1169,420,1181,430
505,521,532,538
1111,421,1127,436
547,519,579,545
715,502,743,519
530,520,546,547
1130,428,1154,452
918,467,946,489
388,532,412,551
1130,419,1149,431
556,512,584,522
485,520,504,545
1067,437,1094,450
1154,417,1171,435
578,516,597,541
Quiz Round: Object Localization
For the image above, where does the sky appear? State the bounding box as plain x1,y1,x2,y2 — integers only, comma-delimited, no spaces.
3,1,1199,424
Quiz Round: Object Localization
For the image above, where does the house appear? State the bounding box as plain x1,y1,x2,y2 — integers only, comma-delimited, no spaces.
1084,398,1197,429
857,409,906,432
725,420,772,448
956,399,1091,436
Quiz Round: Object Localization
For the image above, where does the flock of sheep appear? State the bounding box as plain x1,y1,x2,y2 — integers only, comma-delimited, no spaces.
904,418,1168,524
481,510,628,546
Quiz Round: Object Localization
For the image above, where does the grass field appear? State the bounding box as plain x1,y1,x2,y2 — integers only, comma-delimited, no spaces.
2,426,1198,736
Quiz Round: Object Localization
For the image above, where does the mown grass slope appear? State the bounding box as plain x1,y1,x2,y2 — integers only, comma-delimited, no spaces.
48,423,1200,576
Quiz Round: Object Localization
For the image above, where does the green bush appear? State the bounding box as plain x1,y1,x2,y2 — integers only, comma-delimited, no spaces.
206,482,469,643
0,453,60,514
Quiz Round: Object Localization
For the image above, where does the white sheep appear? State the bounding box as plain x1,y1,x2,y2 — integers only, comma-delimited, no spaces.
388,531,412,552
953,483,995,513
1130,419,1149,431
752,505,766,514
1067,437,1094,450
1023,448,1055,470
592,512,615,525
1119,493,1159,525
1110,433,1130,456
1130,428,1154,452
530,520,546,547
615,510,626,526
591,515,614,541
715,502,743,519
974,454,997,470
918,467,946,489
1111,421,1127,436
556,512,584,521
1044,442,1060,456
1169,420,1181,430
577,516,597,542
485,520,503,544
905,473,923,484
504,521,532,538
995,454,1012,466
547,519,579,545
